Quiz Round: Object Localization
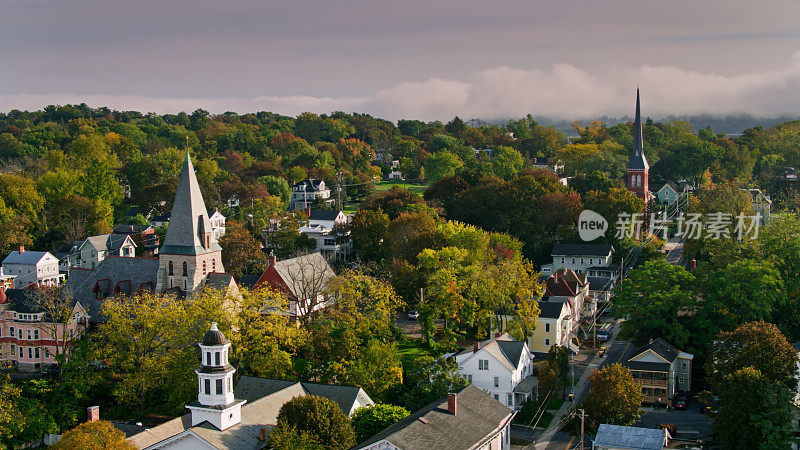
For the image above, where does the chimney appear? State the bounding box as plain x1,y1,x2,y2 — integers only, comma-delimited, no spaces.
690,259,697,271
304,207,311,218
473,341,479,353
447,393,457,415
268,250,276,266
18,246,24,254
87,406,100,422
259,428,267,441
494,332,501,338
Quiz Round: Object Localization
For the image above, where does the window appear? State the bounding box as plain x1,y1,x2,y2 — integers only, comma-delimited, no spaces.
17,329,21,339
19,347,23,357
545,323,550,333
27,330,31,340
206,352,212,366
35,348,39,358
28,348,32,358
681,362,687,370
182,262,188,276
216,379,223,395
545,338,550,346
8,327,13,337
44,349,50,358
561,257,564,264
679,377,685,384
34,330,38,340
589,259,593,265
214,352,220,366
571,258,575,264
204,379,211,395
494,394,499,401
507,394,513,406
323,238,336,246
203,260,206,274
580,258,584,264
10,344,14,354
479,359,489,370
212,259,216,271
494,377,499,387
467,374,472,383
168,261,173,276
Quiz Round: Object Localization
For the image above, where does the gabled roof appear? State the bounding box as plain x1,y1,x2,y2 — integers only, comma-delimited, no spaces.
4,288,81,321
160,153,221,256
594,424,665,450
293,179,327,191
587,276,615,292
544,270,586,298
538,300,568,319
232,377,373,416
455,333,528,372
354,384,515,450
551,243,613,257
629,338,680,364
628,89,650,171
113,224,154,235
308,209,342,222
2,250,54,266
80,234,136,253
256,252,335,299
63,256,158,321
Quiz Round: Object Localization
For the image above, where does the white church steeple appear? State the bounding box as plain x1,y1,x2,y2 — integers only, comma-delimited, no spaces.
186,322,245,431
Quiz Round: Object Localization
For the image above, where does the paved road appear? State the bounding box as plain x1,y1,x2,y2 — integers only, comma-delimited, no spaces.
664,236,684,265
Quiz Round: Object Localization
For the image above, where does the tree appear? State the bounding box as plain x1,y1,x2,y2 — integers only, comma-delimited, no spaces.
220,220,269,279
555,143,600,176
359,186,424,220
583,364,643,431
269,423,324,450
351,404,410,442
258,175,291,204
275,395,356,449
396,356,469,411
385,211,442,264
613,260,697,348
349,209,390,261
706,321,798,392
424,151,463,183
583,187,645,226
490,146,525,179
547,346,570,399
53,420,135,450
711,367,793,450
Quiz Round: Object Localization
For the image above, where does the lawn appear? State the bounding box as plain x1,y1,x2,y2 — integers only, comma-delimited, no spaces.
396,338,433,364
342,202,360,214
546,397,565,410
375,180,427,196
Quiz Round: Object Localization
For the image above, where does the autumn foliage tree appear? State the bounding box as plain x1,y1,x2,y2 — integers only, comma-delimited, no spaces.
53,420,135,450
583,364,643,431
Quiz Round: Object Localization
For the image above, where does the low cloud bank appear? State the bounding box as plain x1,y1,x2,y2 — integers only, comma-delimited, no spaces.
4,54,800,122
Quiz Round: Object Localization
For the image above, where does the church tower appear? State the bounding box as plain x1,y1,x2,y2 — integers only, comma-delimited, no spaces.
155,153,224,294
186,323,245,430
626,89,650,202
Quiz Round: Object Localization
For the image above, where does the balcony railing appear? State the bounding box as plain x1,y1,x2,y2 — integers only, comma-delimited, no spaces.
633,378,668,387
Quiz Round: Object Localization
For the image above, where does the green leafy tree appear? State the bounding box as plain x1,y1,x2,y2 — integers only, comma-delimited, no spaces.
269,424,324,450
359,186,424,220
258,175,291,204
274,395,356,450
711,367,793,450
349,209,390,261
613,260,697,348
220,220,269,279
583,364,643,431
424,151,463,183
397,356,469,411
351,404,410,442
490,146,525,179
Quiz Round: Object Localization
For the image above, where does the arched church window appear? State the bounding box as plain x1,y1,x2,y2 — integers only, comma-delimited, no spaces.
183,261,188,276
168,261,173,276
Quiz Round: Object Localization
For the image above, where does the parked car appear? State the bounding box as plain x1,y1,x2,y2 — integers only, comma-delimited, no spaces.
598,346,607,358
407,310,419,320
672,391,689,410
596,330,610,341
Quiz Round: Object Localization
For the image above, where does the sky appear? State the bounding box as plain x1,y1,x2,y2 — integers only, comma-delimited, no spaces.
3,0,800,121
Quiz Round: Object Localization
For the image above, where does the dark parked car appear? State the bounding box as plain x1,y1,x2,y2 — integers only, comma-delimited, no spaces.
672,391,689,410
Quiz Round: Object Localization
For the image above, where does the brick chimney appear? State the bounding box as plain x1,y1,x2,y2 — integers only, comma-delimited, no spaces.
303,207,311,218
259,428,267,441
268,250,276,266
447,393,457,415
18,246,24,254
87,406,100,422
690,259,697,271
473,341,480,353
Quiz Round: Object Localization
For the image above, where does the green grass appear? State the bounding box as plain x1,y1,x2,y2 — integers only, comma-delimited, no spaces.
375,180,427,195
511,437,532,445
342,202,360,214
396,338,433,363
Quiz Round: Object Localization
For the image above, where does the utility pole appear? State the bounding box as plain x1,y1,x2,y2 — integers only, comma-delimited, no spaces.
579,409,585,450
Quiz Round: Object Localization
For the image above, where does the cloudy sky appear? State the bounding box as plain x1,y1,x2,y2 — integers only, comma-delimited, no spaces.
3,0,800,121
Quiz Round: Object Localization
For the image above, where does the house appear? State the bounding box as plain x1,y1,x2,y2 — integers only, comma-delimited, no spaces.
0,288,89,372
0,267,15,291
543,269,592,320
150,214,170,229
541,243,617,278
530,300,575,354
2,247,64,288
650,181,680,205
298,209,351,260
587,276,615,304
207,208,226,241
388,170,404,180
127,323,373,449
113,224,160,255
454,333,536,409
624,338,693,404
253,252,336,318
742,188,771,224
290,179,332,210
355,385,515,450
67,234,137,269
592,424,668,450
531,157,565,175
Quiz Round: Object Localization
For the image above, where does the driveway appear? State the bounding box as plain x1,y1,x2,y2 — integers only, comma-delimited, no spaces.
394,313,421,338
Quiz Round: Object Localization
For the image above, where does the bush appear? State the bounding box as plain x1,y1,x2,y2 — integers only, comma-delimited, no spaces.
275,395,356,449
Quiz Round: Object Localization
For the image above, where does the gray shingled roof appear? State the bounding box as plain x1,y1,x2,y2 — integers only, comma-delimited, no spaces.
2,250,52,265
293,179,325,192
538,300,566,319
354,384,515,450
626,360,671,372
271,252,335,299
308,209,341,221
497,340,525,368
593,424,665,450
551,243,613,257
234,376,371,416
631,338,679,363
62,257,159,322
160,153,221,256
587,276,615,291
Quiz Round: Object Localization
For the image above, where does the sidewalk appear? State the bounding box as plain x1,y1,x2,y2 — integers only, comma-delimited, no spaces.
528,321,623,449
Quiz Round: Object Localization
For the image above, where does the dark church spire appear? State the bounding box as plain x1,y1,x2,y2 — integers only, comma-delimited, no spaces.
627,88,649,170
